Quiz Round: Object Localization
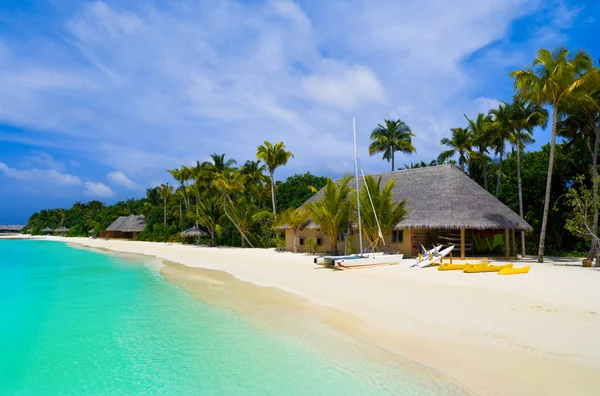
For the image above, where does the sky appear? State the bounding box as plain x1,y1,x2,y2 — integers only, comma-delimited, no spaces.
0,0,599,223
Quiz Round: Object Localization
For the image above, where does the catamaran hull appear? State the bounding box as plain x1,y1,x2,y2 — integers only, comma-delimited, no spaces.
334,254,404,268
315,252,383,265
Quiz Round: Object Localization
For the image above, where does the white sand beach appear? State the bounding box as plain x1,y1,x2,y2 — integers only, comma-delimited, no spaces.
9,236,600,395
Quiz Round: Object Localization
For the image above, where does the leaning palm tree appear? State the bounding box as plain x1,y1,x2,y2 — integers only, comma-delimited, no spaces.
212,169,254,248
57,209,66,228
307,177,353,255
465,113,493,191
276,207,308,253
369,119,416,172
510,47,597,262
489,104,513,198
438,127,473,172
504,97,549,257
159,183,174,226
358,175,408,251
256,141,294,213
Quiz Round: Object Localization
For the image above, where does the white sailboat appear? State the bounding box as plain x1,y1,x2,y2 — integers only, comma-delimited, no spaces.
330,116,405,269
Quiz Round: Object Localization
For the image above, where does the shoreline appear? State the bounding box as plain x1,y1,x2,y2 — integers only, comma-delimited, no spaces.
6,236,600,395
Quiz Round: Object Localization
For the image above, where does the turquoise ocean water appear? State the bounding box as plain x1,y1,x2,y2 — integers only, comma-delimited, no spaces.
0,240,470,395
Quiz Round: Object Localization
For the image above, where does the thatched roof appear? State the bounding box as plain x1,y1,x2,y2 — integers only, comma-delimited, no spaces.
180,226,209,238
106,215,147,232
299,165,532,231
41,227,53,232
0,225,25,232
55,227,70,232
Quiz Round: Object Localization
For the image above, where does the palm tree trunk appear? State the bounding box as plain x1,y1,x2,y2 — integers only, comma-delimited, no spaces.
480,148,488,191
329,234,338,255
516,131,526,257
181,181,189,211
270,171,277,213
391,151,395,172
163,199,167,226
209,228,215,246
538,105,559,263
293,229,298,253
495,150,503,198
179,203,183,229
588,127,600,265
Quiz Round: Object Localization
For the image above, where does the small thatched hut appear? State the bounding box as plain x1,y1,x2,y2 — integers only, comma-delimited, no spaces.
280,165,531,258
103,215,146,239
180,226,209,238
0,225,25,233
41,227,54,234
54,227,70,236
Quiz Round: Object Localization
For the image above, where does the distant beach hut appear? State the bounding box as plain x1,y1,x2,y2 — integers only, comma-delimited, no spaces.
54,227,70,237
0,225,25,234
103,215,146,240
41,227,53,234
180,226,209,243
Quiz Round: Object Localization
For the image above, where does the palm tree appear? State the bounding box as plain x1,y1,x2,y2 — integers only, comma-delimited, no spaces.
159,183,174,226
205,153,237,176
438,127,473,172
57,209,66,228
276,208,308,253
369,119,416,171
256,141,294,213
511,47,597,262
465,113,493,191
212,169,254,248
489,104,513,198
230,200,271,248
358,175,408,251
503,98,549,257
241,160,268,203
307,177,353,255
167,167,189,210
193,196,225,246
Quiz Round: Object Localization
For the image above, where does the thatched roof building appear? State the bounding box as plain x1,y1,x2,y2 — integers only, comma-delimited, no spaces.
281,165,531,258
41,227,54,233
303,165,531,231
104,215,146,239
55,227,70,233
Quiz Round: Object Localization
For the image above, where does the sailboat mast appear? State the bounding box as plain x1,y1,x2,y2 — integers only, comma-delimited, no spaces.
353,116,363,254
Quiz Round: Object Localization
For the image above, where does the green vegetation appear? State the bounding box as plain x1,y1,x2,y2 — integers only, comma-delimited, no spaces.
369,119,416,171
358,175,407,251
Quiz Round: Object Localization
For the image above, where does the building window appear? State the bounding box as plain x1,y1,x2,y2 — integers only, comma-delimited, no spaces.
392,230,403,243
317,238,322,246
338,232,345,241
299,238,305,245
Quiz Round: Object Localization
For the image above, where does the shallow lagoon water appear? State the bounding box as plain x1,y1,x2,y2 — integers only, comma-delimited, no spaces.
0,240,470,395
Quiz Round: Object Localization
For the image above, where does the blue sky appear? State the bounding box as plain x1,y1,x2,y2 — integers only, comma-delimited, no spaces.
0,0,598,223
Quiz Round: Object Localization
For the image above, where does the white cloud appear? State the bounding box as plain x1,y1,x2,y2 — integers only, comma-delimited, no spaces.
84,181,114,197
302,63,385,110
0,161,81,185
106,170,137,189
0,0,577,185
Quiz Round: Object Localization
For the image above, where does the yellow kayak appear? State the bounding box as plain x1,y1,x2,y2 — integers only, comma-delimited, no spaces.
463,263,513,273
438,262,488,271
498,265,530,275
